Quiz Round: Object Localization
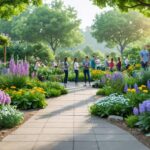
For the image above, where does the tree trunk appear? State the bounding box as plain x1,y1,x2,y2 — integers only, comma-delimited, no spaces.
4,45,6,64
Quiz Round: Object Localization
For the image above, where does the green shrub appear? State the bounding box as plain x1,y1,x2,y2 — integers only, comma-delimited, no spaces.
125,92,150,107
136,112,150,132
103,86,114,96
7,88,47,110
90,94,131,117
125,115,138,128
0,105,24,128
45,88,61,98
138,71,150,85
0,75,28,89
96,88,105,95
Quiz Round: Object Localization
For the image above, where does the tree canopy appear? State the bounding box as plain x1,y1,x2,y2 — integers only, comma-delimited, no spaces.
91,10,150,55
0,0,42,19
9,1,82,53
92,0,150,16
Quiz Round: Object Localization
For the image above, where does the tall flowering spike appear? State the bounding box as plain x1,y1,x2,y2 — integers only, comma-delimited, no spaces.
147,80,150,90
0,90,11,105
139,103,146,114
134,83,140,93
9,57,29,76
124,84,128,93
133,107,139,115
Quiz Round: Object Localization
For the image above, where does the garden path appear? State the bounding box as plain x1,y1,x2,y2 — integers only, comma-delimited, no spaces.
0,84,149,150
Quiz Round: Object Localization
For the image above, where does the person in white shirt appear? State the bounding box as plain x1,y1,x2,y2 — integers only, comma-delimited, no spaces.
125,57,130,69
73,58,79,85
95,56,101,70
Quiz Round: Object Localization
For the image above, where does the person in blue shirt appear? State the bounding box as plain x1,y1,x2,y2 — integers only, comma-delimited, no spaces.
91,55,96,69
140,45,149,70
83,56,91,86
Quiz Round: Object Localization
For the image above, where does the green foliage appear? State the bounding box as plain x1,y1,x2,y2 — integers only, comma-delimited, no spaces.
12,2,82,53
0,0,42,19
125,115,138,128
124,74,139,86
90,94,131,117
0,105,24,128
0,42,54,64
136,112,150,132
102,86,115,96
91,10,150,55
45,88,61,98
37,67,63,81
0,75,28,89
92,0,150,17
138,71,150,85
73,50,86,62
0,34,10,46
56,50,72,61
125,92,150,107
96,88,105,95
7,88,47,110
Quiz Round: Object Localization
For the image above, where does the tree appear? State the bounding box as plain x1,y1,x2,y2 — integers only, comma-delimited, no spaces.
56,50,72,61
91,10,150,56
14,1,82,53
83,46,94,56
0,0,42,19
92,0,150,16
73,50,86,62
0,34,10,63
0,42,54,64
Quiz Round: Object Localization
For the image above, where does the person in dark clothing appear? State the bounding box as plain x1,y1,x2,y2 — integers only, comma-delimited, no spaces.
83,56,91,86
116,57,122,71
63,57,69,87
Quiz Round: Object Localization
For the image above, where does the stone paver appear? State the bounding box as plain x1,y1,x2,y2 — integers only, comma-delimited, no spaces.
0,85,149,150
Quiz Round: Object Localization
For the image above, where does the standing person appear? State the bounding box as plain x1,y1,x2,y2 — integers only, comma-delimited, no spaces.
91,55,96,69
109,58,114,72
140,45,149,71
116,57,122,71
83,56,91,86
95,56,101,70
125,57,130,69
73,58,79,85
104,55,109,70
63,57,69,87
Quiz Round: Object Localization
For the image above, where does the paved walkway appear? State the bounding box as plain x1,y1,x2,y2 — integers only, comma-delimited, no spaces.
0,87,149,150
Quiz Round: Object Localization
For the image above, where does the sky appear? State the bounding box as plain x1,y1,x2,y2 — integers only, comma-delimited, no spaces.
44,0,110,29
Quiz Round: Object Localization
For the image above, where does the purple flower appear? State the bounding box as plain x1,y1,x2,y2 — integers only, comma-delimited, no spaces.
0,90,11,105
9,57,29,76
124,84,128,93
134,83,140,93
147,80,150,90
139,103,146,113
133,107,139,115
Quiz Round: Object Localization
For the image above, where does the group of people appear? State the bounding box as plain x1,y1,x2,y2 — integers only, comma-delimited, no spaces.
63,56,91,87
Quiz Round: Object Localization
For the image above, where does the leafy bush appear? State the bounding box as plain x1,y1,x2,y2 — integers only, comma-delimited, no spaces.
124,74,139,87
102,86,115,95
0,105,24,128
96,88,105,95
136,112,150,132
107,72,125,93
0,75,28,89
125,92,150,107
6,88,47,110
90,94,131,117
125,115,138,128
45,88,61,97
139,71,150,85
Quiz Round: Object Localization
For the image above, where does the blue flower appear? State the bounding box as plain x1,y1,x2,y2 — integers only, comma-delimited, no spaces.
133,107,139,115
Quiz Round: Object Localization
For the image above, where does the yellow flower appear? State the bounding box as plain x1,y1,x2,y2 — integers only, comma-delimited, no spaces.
143,90,148,93
127,88,131,92
10,86,16,89
141,85,146,88
139,87,142,90
131,89,136,93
